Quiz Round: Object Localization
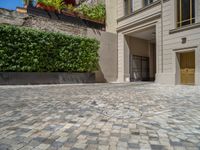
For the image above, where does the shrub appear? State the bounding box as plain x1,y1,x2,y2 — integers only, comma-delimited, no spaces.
77,3,106,21
37,0,65,11
0,25,99,72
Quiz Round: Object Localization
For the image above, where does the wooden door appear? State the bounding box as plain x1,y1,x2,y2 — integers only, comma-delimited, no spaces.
180,51,195,85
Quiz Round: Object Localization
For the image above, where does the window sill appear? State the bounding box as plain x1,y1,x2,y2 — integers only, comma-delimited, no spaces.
169,23,200,34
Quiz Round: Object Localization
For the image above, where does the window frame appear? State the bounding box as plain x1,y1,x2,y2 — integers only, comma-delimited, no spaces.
124,0,133,16
176,0,196,28
143,0,154,7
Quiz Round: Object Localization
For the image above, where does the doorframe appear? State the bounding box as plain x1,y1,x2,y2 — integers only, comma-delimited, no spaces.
174,47,198,85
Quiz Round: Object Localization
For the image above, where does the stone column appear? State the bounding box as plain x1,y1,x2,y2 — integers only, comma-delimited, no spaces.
117,33,130,82
117,33,125,82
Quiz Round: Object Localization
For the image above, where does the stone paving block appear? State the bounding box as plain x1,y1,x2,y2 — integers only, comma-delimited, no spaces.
12,143,25,150
0,83,200,150
20,145,34,150
37,143,50,149
173,146,186,150
50,141,64,149
185,146,199,150
56,136,68,143
116,146,128,150
29,139,41,147
98,145,109,150
73,143,87,149
128,143,140,149
117,142,128,148
150,144,166,150
0,143,12,150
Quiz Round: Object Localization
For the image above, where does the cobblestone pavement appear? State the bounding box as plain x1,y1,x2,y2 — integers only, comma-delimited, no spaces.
0,83,200,150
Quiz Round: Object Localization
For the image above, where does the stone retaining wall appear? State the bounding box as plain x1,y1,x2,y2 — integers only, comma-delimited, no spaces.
0,72,95,85
0,8,87,36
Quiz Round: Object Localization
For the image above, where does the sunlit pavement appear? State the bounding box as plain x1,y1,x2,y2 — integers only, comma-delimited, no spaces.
0,83,200,150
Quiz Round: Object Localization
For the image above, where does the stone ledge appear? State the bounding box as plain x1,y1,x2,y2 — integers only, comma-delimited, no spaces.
117,0,161,22
169,23,200,34
0,72,95,85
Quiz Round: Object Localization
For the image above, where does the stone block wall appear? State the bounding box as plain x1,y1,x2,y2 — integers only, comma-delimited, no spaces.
0,8,87,36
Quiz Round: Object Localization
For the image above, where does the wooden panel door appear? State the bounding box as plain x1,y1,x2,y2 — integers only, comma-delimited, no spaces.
180,52,195,85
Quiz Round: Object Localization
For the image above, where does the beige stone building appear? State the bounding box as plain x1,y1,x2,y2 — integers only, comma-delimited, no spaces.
107,0,200,85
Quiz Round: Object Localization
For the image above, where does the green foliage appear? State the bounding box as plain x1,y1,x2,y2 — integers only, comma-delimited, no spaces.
37,0,65,10
35,0,105,21
65,4,76,12
0,25,99,72
78,3,105,21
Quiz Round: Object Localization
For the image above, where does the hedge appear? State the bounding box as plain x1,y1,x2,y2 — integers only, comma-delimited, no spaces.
0,24,99,72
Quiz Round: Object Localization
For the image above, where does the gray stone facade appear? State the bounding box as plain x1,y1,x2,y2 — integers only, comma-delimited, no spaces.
116,0,200,85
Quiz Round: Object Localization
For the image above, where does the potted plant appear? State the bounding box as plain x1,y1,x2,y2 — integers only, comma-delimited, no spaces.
77,3,105,24
51,0,65,13
36,0,64,13
62,4,78,17
36,0,47,9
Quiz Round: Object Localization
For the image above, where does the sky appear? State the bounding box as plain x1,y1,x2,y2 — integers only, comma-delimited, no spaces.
0,0,23,10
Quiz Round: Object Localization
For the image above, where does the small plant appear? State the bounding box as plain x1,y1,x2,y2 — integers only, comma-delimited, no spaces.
78,3,105,22
35,0,105,22
65,4,75,12
50,0,65,11
36,0,64,11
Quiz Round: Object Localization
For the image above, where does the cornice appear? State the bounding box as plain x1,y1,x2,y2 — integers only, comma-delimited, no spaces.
117,12,161,32
117,0,170,22
117,0,161,22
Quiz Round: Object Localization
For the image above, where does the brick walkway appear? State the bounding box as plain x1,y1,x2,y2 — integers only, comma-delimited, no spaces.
0,83,200,150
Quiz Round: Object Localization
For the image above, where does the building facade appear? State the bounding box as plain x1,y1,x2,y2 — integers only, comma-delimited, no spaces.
115,0,200,85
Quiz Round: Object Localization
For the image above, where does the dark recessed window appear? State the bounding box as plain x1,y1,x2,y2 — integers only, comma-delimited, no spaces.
177,0,195,27
144,0,153,7
124,0,133,15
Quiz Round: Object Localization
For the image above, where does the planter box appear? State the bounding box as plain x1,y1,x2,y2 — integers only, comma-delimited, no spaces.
27,6,105,30
0,72,95,85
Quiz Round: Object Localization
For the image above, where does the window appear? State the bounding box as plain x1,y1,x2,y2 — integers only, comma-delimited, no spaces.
124,0,132,15
144,0,153,6
177,0,195,27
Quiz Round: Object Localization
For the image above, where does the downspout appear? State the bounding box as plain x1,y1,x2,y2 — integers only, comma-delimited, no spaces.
161,0,164,73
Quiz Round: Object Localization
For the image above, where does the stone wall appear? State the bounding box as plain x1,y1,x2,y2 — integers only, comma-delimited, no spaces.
0,8,118,83
105,0,117,33
0,8,87,36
